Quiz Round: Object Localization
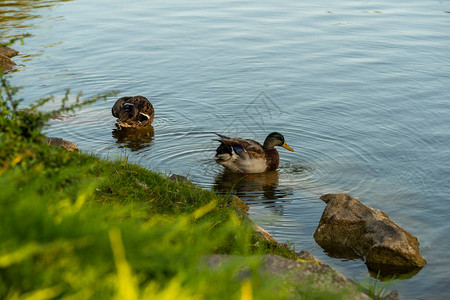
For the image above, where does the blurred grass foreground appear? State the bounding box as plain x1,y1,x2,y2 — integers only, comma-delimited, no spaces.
0,62,365,299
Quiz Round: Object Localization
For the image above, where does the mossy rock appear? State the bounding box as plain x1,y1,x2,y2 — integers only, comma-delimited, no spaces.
0,46,19,58
0,54,16,72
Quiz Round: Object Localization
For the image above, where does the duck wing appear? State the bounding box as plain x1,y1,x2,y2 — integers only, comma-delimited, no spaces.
129,96,154,122
215,133,265,159
127,96,149,109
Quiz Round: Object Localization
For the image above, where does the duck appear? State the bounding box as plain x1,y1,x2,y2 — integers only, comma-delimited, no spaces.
214,132,294,173
111,96,154,129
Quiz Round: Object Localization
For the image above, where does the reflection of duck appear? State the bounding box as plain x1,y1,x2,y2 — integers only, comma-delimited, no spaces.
214,132,294,173
214,170,292,202
112,126,154,151
112,96,154,129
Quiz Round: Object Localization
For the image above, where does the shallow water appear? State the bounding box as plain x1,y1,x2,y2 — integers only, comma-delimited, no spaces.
4,0,450,298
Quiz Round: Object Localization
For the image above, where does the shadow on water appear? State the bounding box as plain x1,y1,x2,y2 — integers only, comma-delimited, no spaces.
213,170,293,215
112,126,154,152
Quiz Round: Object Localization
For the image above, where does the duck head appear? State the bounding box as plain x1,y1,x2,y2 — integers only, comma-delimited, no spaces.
263,132,294,151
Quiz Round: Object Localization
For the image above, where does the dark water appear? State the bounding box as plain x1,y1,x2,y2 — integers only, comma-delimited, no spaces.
4,0,450,298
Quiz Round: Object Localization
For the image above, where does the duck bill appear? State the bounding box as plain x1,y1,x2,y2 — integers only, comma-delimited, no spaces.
282,142,294,152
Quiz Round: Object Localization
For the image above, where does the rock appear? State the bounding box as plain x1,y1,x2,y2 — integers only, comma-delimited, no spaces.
225,196,276,242
297,250,323,265
253,223,277,243
384,290,399,300
45,137,79,152
205,254,371,300
169,174,193,185
0,54,16,73
0,47,19,73
0,46,19,58
313,193,426,274
230,195,249,216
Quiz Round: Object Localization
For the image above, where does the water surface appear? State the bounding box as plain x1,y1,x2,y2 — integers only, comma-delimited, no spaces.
4,0,450,298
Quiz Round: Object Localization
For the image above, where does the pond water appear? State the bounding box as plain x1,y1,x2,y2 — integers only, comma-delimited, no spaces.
4,0,450,298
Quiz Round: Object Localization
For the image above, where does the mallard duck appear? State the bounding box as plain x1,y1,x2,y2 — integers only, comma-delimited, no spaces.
112,96,154,129
214,132,294,173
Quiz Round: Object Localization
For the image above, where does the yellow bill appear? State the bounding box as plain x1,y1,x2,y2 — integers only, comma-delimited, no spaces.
282,141,294,152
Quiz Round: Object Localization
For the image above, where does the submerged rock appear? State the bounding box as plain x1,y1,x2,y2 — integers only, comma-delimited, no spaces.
169,174,192,184
384,290,400,300
0,46,19,58
45,137,79,152
314,193,426,274
0,54,16,72
0,46,19,73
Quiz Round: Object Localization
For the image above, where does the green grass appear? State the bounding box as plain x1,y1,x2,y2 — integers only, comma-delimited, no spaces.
356,271,394,300
0,146,254,299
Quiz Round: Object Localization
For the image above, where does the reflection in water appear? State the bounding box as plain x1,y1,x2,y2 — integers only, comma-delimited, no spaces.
112,126,154,152
213,171,293,215
1,0,73,38
316,240,423,280
366,262,422,281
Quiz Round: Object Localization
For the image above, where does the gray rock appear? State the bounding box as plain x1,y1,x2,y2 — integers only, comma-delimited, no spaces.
314,193,426,273
45,137,79,152
205,254,371,300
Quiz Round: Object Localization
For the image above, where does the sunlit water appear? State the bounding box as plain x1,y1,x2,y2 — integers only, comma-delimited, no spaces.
4,0,450,298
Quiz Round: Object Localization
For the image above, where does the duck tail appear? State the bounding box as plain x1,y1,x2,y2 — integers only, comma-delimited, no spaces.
211,132,230,139
214,141,233,163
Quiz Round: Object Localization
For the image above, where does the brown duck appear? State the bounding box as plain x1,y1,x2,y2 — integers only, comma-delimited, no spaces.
111,96,154,129
214,132,294,173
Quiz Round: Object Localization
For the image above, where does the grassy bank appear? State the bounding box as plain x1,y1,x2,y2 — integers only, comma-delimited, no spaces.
0,144,270,299
0,70,364,299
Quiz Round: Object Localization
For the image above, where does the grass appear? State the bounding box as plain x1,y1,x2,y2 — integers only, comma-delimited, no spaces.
356,271,394,300
0,145,263,299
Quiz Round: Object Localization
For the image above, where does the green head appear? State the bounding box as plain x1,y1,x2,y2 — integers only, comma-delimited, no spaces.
263,132,294,151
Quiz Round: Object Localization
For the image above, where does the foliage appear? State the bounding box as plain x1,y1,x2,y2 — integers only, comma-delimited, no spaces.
0,34,32,48
0,161,258,299
0,70,118,170
0,75,118,143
